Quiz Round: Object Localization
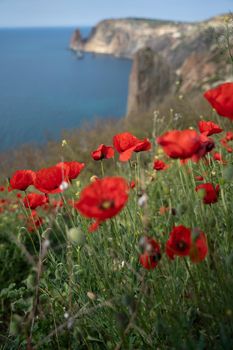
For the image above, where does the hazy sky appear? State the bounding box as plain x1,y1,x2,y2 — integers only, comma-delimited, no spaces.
0,0,232,27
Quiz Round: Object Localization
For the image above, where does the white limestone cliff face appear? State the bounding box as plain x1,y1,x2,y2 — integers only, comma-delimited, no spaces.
70,16,233,116
71,16,227,60
71,19,193,58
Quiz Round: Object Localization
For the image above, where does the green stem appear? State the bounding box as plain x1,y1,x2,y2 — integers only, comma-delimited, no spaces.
183,258,199,305
100,160,105,177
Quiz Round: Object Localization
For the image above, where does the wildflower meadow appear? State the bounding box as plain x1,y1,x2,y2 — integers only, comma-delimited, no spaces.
1,82,233,349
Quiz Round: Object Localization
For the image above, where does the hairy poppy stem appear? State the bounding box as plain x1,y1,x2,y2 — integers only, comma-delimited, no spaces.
100,160,105,177
183,258,199,305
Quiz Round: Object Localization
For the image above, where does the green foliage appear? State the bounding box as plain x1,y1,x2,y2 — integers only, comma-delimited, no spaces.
0,124,233,349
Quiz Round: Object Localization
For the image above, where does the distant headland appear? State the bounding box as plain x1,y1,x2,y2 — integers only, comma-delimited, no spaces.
70,15,232,116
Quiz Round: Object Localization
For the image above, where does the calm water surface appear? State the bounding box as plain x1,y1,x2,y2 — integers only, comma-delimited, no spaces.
0,27,132,150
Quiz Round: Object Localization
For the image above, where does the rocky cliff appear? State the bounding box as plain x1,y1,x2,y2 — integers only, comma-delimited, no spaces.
127,48,176,115
71,16,233,116
70,18,195,58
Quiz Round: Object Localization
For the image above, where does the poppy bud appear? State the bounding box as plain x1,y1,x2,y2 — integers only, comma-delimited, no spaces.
87,291,96,301
90,175,98,183
67,227,86,246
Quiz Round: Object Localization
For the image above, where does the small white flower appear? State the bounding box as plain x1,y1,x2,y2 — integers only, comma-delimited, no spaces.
145,243,153,253
61,139,67,147
59,181,69,191
64,312,69,319
138,193,148,207
139,236,147,248
174,113,182,121
44,239,50,248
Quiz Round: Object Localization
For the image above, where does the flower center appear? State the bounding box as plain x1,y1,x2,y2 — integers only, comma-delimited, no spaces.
176,240,187,251
151,252,161,263
100,200,114,210
206,142,214,152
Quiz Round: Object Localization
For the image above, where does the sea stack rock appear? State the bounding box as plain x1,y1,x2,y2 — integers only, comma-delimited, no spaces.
127,47,176,116
70,29,84,51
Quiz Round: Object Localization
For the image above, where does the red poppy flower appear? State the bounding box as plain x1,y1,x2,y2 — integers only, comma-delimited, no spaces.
113,132,151,162
129,180,136,189
204,83,233,120
9,170,35,191
74,176,129,231
23,193,49,210
226,131,233,141
220,138,233,153
56,161,85,181
88,220,101,232
193,133,215,161
220,132,233,153
212,152,227,164
198,120,223,136
159,206,170,215
166,225,192,260
195,175,204,181
195,183,220,204
153,159,169,171
134,139,151,152
180,133,215,163
0,198,7,205
189,229,208,263
0,186,5,192
139,237,161,270
34,165,69,194
157,130,201,159
91,144,115,161
213,152,222,161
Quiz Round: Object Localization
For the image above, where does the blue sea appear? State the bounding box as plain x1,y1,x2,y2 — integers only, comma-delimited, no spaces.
0,27,132,151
